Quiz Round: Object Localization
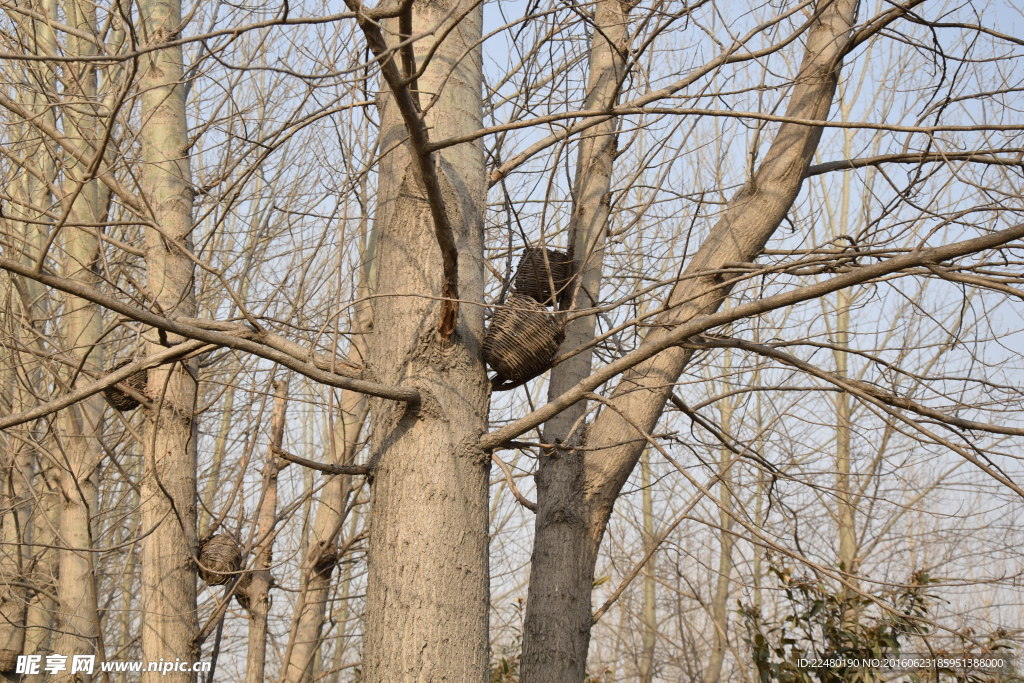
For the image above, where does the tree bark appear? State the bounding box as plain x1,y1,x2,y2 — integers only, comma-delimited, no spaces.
3,2,59,663
519,2,631,680
0,420,30,678
53,201,104,679
137,0,199,673
829,127,859,590
280,391,365,683
244,380,287,683
0,4,58,666
522,1,860,678
281,183,375,683
359,0,490,679
704,370,735,683
54,0,105,669
639,451,657,683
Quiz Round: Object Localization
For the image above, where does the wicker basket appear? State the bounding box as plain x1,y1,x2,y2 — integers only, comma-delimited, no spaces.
484,293,565,385
198,534,242,586
513,247,572,306
103,361,147,412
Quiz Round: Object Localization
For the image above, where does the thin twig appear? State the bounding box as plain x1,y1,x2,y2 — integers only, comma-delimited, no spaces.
492,453,536,511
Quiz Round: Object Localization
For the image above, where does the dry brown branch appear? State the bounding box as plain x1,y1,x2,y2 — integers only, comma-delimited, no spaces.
480,221,1024,450
344,0,461,337
273,447,371,476
0,257,421,403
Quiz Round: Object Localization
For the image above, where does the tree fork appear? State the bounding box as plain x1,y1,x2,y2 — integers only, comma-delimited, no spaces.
358,0,490,678
522,1,861,678
520,0,632,680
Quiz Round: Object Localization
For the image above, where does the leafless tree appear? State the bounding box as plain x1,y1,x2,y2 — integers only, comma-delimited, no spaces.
2,0,1023,680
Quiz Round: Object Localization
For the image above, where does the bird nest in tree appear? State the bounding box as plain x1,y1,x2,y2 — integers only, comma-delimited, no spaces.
198,534,242,586
102,361,147,412
484,293,564,387
0,648,17,674
233,572,253,610
513,247,572,306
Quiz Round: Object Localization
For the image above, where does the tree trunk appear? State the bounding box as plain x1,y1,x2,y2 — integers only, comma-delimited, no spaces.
54,0,104,667
831,148,859,588
639,452,657,683
54,214,104,676
200,360,239,537
359,0,490,678
519,1,631,680
281,192,375,683
5,1,60,668
521,1,860,677
704,373,735,683
0,7,58,666
326,512,359,674
280,393,365,683
0,432,30,678
22,466,59,659
138,0,199,672
245,380,287,683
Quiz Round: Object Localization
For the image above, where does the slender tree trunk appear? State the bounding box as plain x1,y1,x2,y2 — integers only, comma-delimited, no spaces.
0,437,30,678
200,216,262,536
118,537,139,660
281,192,375,683
200,359,239,536
835,299,857,560
327,512,359,673
54,0,105,667
751,361,767,621
280,393,366,683
54,219,104,676
137,0,199,672
21,359,59,662
359,0,490,678
638,451,657,683
832,156,859,591
704,369,735,683
4,309,60,670
5,2,61,666
22,464,59,659
245,380,287,683
0,9,57,665
520,2,860,677
520,2,630,680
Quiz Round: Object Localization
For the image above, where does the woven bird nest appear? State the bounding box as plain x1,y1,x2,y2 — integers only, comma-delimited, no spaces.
484,293,564,386
513,247,572,306
0,648,17,673
233,571,253,610
198,534,242,586
103,361,147,412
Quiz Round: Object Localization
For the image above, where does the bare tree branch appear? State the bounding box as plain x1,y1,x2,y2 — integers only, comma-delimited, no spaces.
0,258,422,403
344,0,461,337
480,222,1024,451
